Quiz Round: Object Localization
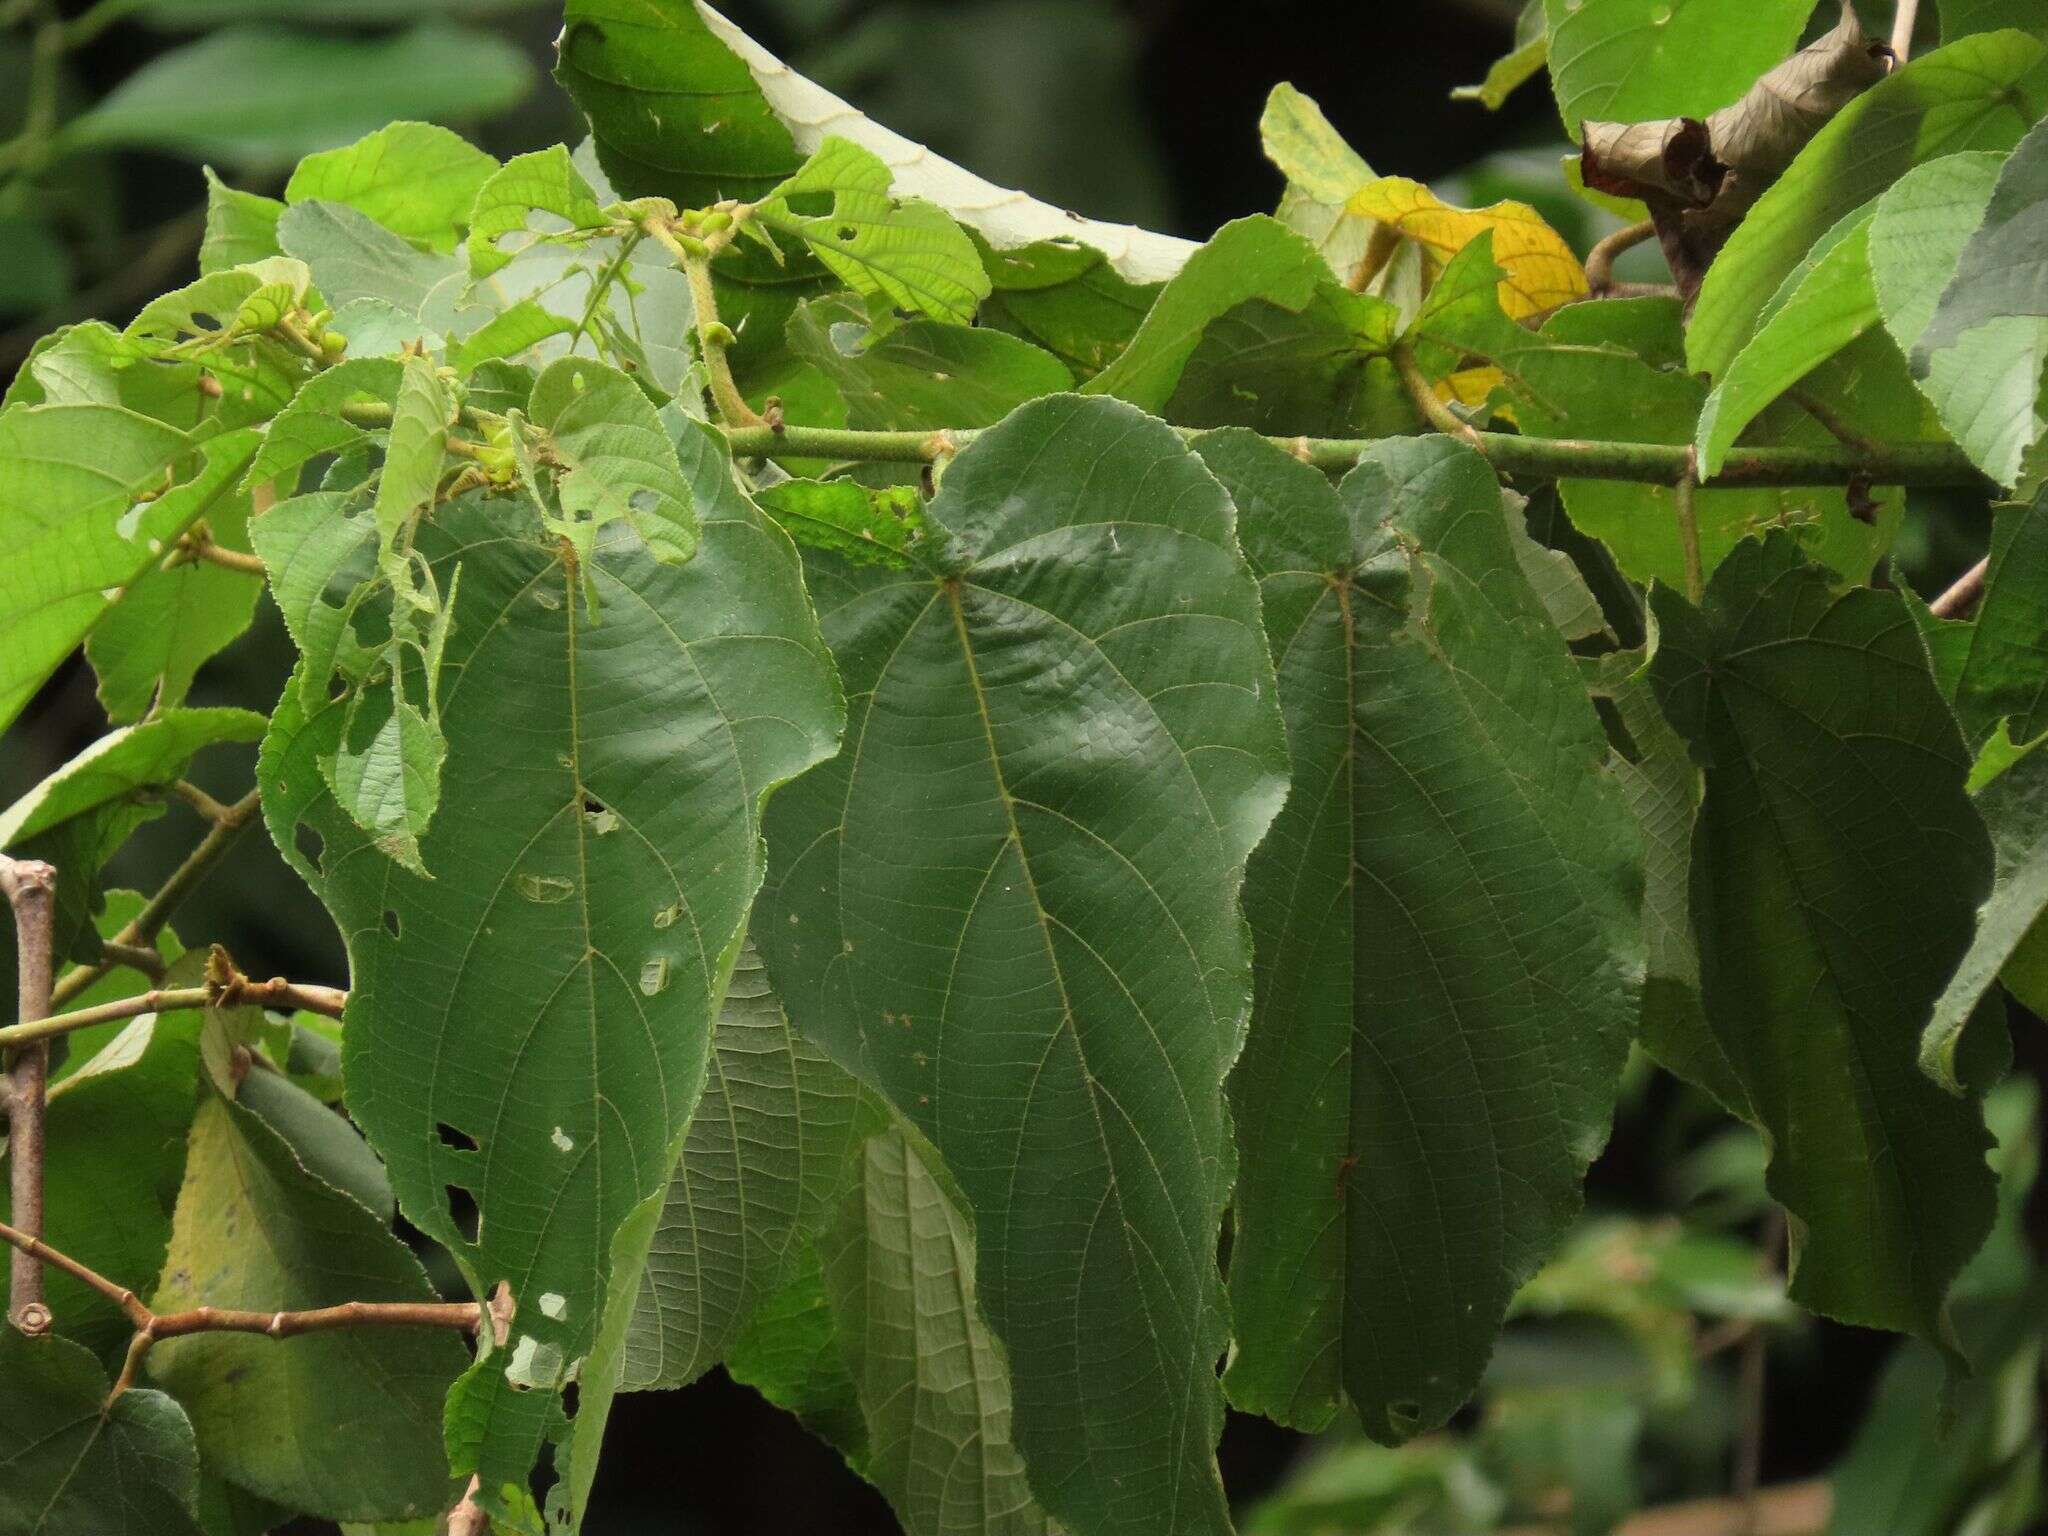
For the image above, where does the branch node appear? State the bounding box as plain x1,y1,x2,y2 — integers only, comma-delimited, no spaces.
13,1301,51,1337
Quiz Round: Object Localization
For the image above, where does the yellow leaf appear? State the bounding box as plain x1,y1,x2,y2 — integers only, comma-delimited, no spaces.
1345,176,1587,318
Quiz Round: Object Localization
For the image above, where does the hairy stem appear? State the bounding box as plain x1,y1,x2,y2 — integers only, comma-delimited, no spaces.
1394,344,1484,444
719,421,1989,489
50,788,262,1010
0,855,56,1333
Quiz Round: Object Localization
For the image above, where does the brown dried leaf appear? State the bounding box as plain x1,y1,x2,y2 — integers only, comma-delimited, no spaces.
1581,3,1888,297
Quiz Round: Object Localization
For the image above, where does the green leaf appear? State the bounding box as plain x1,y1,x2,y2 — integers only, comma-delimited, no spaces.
759,395,1289,1536
1084,215,1396,414
787,294,1071,430
87,467,264,723
0,405,253,732
1907,491,2048,750
148,1089,466,1522
1926,745,2048,1091
0,1330,203,1535
277,201,461,316
754,479,928,570
1453,0,1549,112
199,169,284,275
0,709,266,851
1696,208,1878,476
1425,259,1894,588
258,419,841,1527
1260,82,1374,205
975,237,1161,382
1914,116,2048,485
1586,650,1750,1116
724,1246,866,1458
817,1126,1058,1536
447,301,576,378
526,356,698,564
754,137,990,325
1687,28,2048,382
1201,431,1641,1440
64,24,534,172
1940,0,2048,37
621,938,884,1390
465,145,609,279
1869,153,2007,351
1648,534,1999,1354
286,122,499,253
1543,0,1814,137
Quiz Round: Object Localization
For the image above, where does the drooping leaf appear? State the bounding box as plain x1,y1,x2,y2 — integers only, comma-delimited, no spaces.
1260,81,1374,206
622,938,884,1390
286,122,500,253
759,394,1289,1536
148,1089,466,1523
1907,491,2048,751
1648,533,1999,1353
1686,26,2048,381
1926,745,2048,1091
974,236,1161,382
1200,430,1641,1441
816,1126,1058,1536
1579,4,1889,300
258,419,841,1528
0,1330,204,1535
1543,0,1815,137
63,23,534,172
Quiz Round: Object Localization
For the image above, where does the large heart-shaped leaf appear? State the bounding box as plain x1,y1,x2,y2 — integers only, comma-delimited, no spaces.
1201,431,1641,1441
758,394,1289,1536
258,419,841,1526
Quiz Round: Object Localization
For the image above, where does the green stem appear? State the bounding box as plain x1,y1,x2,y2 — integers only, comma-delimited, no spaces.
719,421,1989,490
0,977,347,1053
1674,452,1705,603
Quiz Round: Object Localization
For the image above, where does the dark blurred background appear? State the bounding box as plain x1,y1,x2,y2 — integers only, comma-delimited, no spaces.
2,2,2035,1532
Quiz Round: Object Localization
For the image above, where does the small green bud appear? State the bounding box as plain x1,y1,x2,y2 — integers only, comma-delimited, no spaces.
675,234,710,260
699,209,733,234
320,330,348,355
701,321,737,350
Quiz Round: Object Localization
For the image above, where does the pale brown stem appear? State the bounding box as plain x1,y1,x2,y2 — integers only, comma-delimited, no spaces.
1929,556,1989,620
0,977,347,1053
50,789,261,1010
1587,219,1657,294
1348,222,1403,294
95,939,168,980
0,1213,479,1398
1,855,56,1333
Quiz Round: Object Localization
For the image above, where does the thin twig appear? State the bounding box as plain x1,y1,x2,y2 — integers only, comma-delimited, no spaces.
0,855,56,1333
1929,556,1989,619
169,780,232,824
1587,219,1657,294
1733,1210,1789,1535
49,790,261,1011
171,536,269,579
94,939,167,981
0,977,347,1053
1499,1479,1830,1536
1785,387,1882,457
